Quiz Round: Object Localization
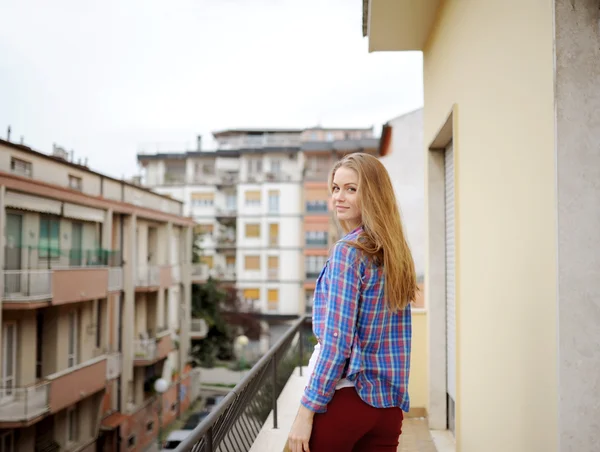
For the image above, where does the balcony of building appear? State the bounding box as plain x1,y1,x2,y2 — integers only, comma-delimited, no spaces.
136,265,172,291
133,330,174,367
2,246,121,308
190,318,208,340
0,382,49,426
191,264,236,283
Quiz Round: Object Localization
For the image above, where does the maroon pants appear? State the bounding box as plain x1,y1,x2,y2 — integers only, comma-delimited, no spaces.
309,387,404,452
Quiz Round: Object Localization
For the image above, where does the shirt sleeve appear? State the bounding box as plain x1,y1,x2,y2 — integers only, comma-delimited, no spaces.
300,241,362,413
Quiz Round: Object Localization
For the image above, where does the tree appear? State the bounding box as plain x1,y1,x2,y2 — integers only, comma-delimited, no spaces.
190,233,262,367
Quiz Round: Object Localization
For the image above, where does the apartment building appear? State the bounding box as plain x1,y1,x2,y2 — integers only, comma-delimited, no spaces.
0,139,194,452
138,127,379,322
301,128,379,314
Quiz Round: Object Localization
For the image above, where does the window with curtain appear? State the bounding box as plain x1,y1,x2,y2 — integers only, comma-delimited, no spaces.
244,255,260,270
39,217,60,258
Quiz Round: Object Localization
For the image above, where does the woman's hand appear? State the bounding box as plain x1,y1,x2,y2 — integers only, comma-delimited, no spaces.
288,405,314,452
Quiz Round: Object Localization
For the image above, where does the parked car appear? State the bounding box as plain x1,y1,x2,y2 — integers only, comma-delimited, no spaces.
205,394,226,411
182,410,211,430
161,430,191,451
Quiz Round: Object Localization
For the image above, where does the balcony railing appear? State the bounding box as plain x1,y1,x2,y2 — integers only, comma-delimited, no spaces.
216,237,236,248
192,264,209,281
136,266,160,287
174,316,311,452
133,339,157,361
305,239,328,248
305,271,321,280
0,382,49,422
4,246,121,269
3,270,53,301
108,267,123,291
215,207,237,217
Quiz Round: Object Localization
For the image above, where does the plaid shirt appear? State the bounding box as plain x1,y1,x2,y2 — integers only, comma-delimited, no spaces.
301,227,412,413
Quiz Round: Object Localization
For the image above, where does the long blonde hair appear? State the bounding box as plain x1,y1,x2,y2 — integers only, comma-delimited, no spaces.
328,153,418,311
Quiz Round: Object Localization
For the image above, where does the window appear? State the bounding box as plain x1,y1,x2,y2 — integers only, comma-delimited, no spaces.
306,200,328,213
39,217,60,259
306,256,327,278
127,436,136,448
268,256,279,279
268,190,280,213
10,157,32,177
200,255,214,269
244,255,260,271
242,288,260,301
270,160,281,174
305,231,328,247
191,192,214,207
67,406,78,443
146,421,154,432
247,158,262,174
0,430,14,452
95,300,102,349
1,323,17,401
226,195,237,210
268,289,279,311
194,224,214,235
245,190,261,206
68,310,79,368
245,224,260,238
68,175,82,191
269,223,279,246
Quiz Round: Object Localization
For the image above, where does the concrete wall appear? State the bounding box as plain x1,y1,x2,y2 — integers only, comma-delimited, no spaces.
422,0,556,450
555,1,600,450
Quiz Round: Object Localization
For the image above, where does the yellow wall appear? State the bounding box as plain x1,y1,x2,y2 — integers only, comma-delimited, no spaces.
408,310,428,411
422,1,557,450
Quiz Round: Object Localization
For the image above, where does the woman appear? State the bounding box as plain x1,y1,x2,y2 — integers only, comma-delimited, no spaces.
288,153,417,452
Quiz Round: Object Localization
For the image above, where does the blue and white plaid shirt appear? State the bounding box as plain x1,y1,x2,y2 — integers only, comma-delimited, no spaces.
301,227,412,413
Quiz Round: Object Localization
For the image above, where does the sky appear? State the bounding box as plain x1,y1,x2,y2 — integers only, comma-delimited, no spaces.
0,0,423,180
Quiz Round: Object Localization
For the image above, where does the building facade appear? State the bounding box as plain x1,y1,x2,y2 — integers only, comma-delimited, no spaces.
363,1,600,451
0,139,194,452
138,128,379,323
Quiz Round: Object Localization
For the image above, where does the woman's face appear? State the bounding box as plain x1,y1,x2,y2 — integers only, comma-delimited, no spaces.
332,167,361,229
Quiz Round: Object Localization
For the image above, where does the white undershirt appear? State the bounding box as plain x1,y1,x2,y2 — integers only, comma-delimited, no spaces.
306,343,355,390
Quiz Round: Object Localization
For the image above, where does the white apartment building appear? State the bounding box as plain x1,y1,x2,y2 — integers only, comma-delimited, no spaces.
138,130,305,319
138,128,380,322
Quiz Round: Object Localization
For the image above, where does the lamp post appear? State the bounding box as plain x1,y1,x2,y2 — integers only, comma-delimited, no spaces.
235,334,249,371
154,377,169,449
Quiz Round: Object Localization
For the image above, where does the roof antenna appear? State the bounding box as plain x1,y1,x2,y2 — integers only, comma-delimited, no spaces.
6,126,11,141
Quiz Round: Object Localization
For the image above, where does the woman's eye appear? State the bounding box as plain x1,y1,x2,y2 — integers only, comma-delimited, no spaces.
332,187,339,192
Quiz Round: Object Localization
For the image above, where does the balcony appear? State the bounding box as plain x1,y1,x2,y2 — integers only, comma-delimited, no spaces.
46,356,107,413
216,236,236,250
215,207,237,219
133,331,173,366
0,382,49,425
163,172,187,186
3,270,52,303
191,264,209,282
108,267,123,291
190,318,208,339
106,353,122,380
136,265,160,289
172,316,310,452
305,239,328,248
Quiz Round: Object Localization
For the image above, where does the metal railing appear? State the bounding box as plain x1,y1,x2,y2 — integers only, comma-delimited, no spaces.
108,267,123,291
4,246,121,269
136,266,160,287
192,264,209,280
174,316,311,452
3,270,53,301
0,382,50,421
133,339,157,361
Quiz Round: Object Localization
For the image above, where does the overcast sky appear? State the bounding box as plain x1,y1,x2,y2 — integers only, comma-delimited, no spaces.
0,0,423,180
